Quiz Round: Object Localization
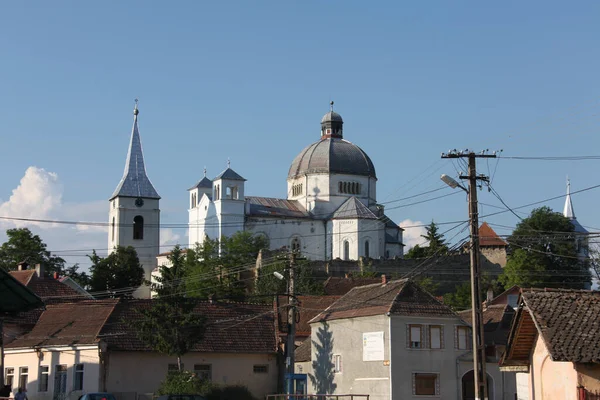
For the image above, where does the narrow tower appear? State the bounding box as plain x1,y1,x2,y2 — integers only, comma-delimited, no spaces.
109,101,160,298
563,179,589,262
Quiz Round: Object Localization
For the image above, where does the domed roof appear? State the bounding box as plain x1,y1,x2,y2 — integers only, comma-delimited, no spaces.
288,138,376,179
321,111,343,123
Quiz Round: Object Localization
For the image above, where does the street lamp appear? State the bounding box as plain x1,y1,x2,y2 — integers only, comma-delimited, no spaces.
441,172,488,400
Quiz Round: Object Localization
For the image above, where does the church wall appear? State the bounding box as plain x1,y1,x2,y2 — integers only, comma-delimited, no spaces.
246,217,327,260
188,194,218,247
357,219,385,259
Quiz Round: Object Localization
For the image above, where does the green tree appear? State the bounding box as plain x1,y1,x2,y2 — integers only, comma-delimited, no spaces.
185,232,268,300
62,263,91,288
405,221,449,259
499,206,590,289
254,257,324,299
0,228,66,273
133,245,206,371
88,246,144,295
442,274,503,311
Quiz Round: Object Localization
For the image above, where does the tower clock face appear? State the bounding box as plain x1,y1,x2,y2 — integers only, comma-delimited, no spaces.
135,198,144,207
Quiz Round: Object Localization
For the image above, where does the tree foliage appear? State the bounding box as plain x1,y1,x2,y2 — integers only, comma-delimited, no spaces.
88,246,144,295
442,273,504,311
62,263,91,288
499,206,590,289
254,256,324,299
185,232,268,300
405,221,449,259
133,245,206,371
0,228,66,273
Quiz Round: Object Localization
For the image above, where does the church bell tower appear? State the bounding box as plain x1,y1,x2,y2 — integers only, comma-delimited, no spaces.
108,101,160,298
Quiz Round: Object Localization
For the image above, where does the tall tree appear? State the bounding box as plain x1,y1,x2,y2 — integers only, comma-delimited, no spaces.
499,206,590,289
133,245,206,371
405,221,449,259
62,263,91,288
254,257,324,299
88,246,144,295
0,228,66,273
185,232,268,300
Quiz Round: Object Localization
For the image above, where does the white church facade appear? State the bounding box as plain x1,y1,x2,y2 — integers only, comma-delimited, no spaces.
187,104,404,260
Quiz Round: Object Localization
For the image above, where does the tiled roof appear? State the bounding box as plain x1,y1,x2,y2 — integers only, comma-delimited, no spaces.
332,197,378,220
101,300,277,354
312,279,457,323
111,108,160,200
6,300,118,349
214,168,246,181
479,222,507,247
458,304,515,345
9,270,35,286
323,276,383,296
277,295,341,337
523,289,600,362
295,337,311,362
246,197,311,219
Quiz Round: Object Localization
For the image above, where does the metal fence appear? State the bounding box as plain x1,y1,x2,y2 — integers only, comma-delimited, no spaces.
265,395,370,400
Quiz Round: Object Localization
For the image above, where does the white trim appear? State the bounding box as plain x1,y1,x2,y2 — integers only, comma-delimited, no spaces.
355,377,389,381
5,344,99,354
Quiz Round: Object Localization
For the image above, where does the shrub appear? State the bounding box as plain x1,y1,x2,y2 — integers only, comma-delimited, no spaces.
156,370,205,395
203,384,257,400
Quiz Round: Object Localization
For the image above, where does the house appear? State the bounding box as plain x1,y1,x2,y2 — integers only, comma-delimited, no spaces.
301,277,472,400
458,304,517,399
4,299,279,400
500,288,600,400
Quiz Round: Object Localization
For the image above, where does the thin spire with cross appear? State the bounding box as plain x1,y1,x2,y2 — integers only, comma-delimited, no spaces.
134,98,139,116
330,100,334,112
204,167,207,177
227,158,231,168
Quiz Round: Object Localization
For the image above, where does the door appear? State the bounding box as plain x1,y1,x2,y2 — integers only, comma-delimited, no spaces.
53,365,67,400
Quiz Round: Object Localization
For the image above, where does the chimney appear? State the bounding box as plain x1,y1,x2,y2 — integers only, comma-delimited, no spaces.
53,272,59,280
208,294,214,304
17,261,28,271
486,288,494,303
35,263,45,278
381,274,387,285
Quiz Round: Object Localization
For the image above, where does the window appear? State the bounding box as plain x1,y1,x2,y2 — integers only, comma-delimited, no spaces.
364,240,370,258
292,183,303,196
73,364,84,391
191,193,197,208
19,367,28,390
338,181,361,195
194,364,212,381
214,184,220,200
456,326,469,350
39,366,49,392
111,217,115,241
409,325,422,349
333,355,342,373
5,367,14,388
133,215,144,240
343,241,350,260
429,326,442,349
413,373,439,396
253,365,268,374
291,237,301,253
168,364,183,372
55,365,67,394
507,294,518,309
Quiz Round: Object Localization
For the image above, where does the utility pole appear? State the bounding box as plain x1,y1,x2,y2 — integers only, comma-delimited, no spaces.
286,251,298,397
442,150,496,400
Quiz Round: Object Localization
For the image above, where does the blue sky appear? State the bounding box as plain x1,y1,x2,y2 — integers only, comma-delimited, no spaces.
1,1,600,268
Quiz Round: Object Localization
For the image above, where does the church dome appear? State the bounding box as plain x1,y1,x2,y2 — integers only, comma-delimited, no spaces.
288,107,376,179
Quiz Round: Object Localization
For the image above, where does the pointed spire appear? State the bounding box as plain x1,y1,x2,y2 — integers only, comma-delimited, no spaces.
110,101,160,200
227,158,231,168
204,167,207,178
563,178,575,219
330,100,334,112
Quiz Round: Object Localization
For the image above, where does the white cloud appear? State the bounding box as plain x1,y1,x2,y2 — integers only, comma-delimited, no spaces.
160,228,182,247
399,219,427,250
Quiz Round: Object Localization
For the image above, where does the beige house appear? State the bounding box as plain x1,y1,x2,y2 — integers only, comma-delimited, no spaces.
500,288,600,400
4,299,278,400
299,277,473,400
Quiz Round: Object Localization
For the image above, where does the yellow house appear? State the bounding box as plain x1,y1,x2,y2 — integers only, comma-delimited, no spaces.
500,288,600,400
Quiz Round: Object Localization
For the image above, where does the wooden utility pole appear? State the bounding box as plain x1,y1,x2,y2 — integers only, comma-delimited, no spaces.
286,251,298,396
442,150,495,400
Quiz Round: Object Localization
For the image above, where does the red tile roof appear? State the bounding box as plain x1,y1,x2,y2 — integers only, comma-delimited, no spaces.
9,270,84,301
9,270,36,286
101,300,277,354
6,300,118,349
311,279,457,323
458,304,515,345
502,289,600,366
295,337,311,362
322,276,383,296
479,222,507,247
276,295,341,337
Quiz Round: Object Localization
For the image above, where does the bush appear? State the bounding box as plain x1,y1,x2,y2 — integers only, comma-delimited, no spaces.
156,372,256,400
203,384,257,400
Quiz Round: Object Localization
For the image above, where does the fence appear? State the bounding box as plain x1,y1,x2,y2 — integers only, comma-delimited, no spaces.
578,387,600,400
265,395,369,400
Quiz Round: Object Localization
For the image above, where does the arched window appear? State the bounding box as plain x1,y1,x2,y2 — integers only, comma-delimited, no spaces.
365,240,370,258
291,237,301,253
343,241,350,260
111,217,115,241
133,215,144,240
